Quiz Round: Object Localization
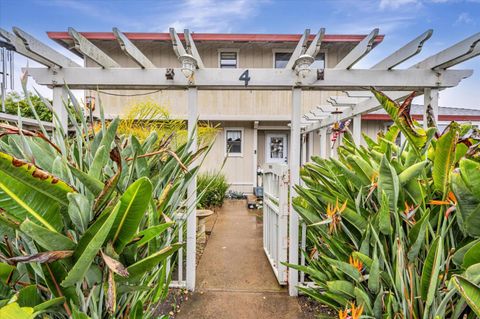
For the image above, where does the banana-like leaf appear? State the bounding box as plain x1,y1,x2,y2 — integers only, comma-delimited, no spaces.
131,222,174,247
0,152,75,231
124,243,182,281
377,155,399,212
0,303,34,319
61,206,119,287
452,275,480,317
368,256,380,293
463,241,480,269
109,177,153,253
20,219,76,251
459,158,480,198
398,161,429,186
433,123,459,194
407,211,430,262
371,88,427,153
452,170,480,237
378,191,393,235
421,237,443,305
326,280,355,297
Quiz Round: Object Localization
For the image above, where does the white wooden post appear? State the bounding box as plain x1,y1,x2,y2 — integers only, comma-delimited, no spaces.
52,86,68,132
307,132,314,161
423,88,439,129
319,127,328,158
289,87,301,296
253,121,259,189
186,87,197,291
301,133,307,165
353,115,362,145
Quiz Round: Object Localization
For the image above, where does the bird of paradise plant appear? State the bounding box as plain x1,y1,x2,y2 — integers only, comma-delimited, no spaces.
288,88,480,319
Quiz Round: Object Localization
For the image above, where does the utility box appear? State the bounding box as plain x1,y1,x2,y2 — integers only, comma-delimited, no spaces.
246,194,257,209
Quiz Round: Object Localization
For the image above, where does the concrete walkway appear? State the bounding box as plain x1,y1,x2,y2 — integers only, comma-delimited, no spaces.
177,200,303,319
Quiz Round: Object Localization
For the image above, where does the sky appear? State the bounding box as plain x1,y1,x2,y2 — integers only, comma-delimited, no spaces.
0,0,479,108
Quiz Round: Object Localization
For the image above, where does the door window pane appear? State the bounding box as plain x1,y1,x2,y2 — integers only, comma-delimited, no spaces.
226,130,242,154
269,136,285,159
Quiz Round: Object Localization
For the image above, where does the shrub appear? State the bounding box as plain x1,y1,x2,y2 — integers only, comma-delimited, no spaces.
197,171,229,209
0,86,210,318
290,88,480,319
3,91,53,121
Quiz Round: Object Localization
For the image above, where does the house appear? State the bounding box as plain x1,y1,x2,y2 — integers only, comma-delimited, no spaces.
47,31,480,193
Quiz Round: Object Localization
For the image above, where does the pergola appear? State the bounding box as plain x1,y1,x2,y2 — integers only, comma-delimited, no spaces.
1,26,479,296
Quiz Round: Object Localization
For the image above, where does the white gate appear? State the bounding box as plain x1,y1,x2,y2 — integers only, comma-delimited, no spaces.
262,163,289,285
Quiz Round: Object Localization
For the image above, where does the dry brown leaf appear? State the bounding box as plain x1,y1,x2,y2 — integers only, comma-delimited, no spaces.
101,250,129,277
8,250,73,264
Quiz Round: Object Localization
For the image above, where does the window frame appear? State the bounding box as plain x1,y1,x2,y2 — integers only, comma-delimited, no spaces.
272,48,328,69
225,127,244,157
218,49,240,69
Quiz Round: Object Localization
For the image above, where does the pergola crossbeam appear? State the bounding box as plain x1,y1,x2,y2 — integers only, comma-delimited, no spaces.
334,28,379,69
12,27,80,68
26,67,472,90
372,29,432,69
69,27,120,68
113,27,155,68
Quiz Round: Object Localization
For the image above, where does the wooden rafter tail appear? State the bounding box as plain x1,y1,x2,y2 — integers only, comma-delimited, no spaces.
0,28,55,67
169,27,187,58
12,27,80,68
414,32,480,70
68,27,120,68
372,29,433,70
184,29,204,69
285,29,310,70
112,27,155,69
334,28,379,69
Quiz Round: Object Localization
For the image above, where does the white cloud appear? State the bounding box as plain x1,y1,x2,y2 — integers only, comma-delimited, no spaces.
379,0,419,9
149,0,265,33
455,12,475,25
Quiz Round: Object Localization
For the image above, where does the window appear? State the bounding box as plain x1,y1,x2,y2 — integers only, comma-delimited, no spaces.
219,52,237,68
226,129,243,156
274,52,326,69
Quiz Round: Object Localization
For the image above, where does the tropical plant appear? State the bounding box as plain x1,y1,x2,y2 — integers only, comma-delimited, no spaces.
197,171,229,209
0,83,211,318
289,88,480,318
117,99,218,149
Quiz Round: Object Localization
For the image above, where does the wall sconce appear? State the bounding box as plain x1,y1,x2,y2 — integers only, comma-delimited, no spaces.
294,54,314,78
179,54,197,79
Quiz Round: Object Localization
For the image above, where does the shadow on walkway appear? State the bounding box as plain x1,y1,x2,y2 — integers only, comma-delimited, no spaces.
177,200,302,319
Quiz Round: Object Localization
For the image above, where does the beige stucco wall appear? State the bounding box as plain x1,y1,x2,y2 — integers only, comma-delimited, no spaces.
86,41,351,120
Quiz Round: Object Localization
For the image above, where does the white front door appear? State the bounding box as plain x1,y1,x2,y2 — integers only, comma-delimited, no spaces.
265,133,288,163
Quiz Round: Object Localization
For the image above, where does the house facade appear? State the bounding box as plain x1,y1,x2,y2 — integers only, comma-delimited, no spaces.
48,31,480,193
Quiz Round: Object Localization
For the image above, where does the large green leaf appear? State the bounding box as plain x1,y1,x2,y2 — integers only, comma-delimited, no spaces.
0,152,75,231
432,123,459,194
420,237,443,305
125,243,182,281
61,206,119,287
398,160,429,186
377,155,399,212
452,170,480,237
0,151,75,206
20,219,76,251
109,177,153,253
0,303,34,319
452,275,480,317
463,241,480,269
459,158,480,198
407,211,430,262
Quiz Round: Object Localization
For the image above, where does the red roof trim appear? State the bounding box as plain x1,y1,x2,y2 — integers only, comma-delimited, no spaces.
47,31,384,43
362,114,480,121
